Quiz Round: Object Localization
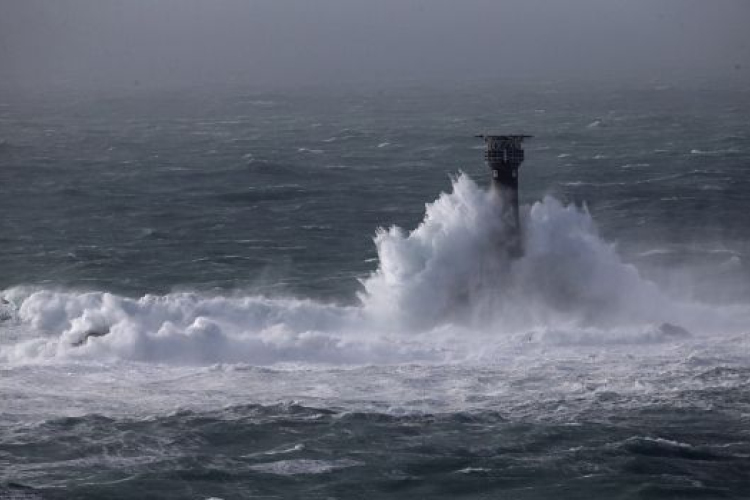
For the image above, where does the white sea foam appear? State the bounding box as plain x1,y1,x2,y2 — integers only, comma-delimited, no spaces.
690,148,740,156
249,458,362,475
2,174,747,366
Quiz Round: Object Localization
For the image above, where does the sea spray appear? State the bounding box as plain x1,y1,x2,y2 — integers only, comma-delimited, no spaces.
359,174,671,332
359,173,512,330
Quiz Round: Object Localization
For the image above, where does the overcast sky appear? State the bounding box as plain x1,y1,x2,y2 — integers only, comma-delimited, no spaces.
1,0,748,91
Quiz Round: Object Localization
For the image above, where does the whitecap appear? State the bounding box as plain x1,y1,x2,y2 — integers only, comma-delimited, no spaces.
250,458,361,475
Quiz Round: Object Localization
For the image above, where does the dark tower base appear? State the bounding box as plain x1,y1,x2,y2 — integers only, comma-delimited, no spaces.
477,134,531,256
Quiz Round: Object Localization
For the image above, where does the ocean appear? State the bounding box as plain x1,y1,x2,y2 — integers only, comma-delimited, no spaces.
1,82,750,499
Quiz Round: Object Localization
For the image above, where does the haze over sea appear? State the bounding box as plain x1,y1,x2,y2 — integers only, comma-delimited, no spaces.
2,82,750,499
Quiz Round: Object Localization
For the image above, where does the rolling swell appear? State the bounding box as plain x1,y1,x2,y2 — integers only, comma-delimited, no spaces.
3,402,749,499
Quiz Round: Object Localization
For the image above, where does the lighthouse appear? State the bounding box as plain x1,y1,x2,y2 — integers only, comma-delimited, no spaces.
477,134,531,255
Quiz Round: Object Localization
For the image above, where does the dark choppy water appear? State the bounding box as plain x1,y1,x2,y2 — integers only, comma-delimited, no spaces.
1,83,750,498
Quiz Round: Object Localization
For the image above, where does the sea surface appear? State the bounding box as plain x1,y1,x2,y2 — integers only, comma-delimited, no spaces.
1,82,750,499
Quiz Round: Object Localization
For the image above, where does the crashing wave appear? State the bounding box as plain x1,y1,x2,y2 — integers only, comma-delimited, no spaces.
1,174,744,365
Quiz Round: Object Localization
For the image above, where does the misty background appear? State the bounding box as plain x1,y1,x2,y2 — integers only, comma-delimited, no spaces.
1,0,749,92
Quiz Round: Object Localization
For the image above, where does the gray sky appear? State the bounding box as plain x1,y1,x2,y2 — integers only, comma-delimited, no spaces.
1,0,748,91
